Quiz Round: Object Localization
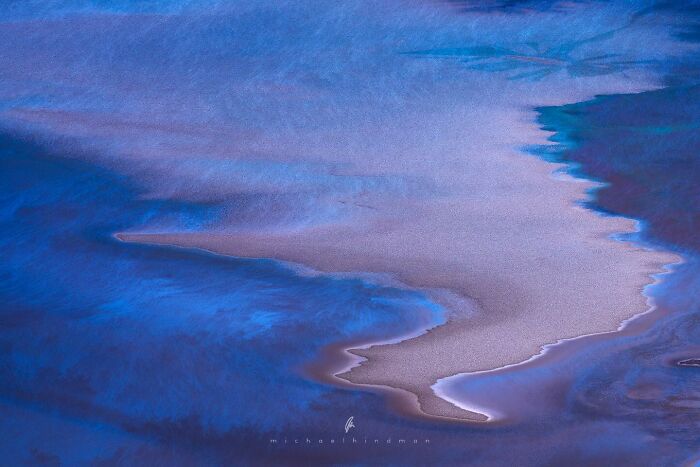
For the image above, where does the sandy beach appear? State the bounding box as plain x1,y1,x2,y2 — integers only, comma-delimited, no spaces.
0,0,687,425
118,103,677,421
5,1,700,464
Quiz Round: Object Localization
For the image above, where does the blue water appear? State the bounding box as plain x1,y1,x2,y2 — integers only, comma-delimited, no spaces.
4,91,699,467
0,133,448,464
2,1,700,465
441,45,700,465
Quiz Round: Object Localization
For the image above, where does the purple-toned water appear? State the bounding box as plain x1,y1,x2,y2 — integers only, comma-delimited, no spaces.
1,1,699,465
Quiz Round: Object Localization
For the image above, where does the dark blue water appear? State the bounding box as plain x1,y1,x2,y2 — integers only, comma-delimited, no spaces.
2,1,700,466
434,73,700,465
3,85,700,467
0,134,451,464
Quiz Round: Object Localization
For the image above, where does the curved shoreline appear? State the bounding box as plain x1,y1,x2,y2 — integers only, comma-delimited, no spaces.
327,123,678,421
11,1,681,423
433,253,681,423
305,196,681,425
118,116,680,422
115,229,487,421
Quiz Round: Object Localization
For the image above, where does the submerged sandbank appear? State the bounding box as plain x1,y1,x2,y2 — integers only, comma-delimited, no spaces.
119,107,676,421
3,0,687,422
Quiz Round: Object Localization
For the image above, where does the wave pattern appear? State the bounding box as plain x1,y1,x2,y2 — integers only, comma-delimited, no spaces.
1,1,700,465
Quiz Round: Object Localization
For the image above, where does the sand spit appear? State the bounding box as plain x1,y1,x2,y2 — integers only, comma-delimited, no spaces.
119,107,677,421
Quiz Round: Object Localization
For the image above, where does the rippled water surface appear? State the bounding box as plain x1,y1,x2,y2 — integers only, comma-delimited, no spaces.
1,1,700,465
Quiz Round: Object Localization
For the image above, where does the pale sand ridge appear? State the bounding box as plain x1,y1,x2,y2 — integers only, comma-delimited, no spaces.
119,107,676,421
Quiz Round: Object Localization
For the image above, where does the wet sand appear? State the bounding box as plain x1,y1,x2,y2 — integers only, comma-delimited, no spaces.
4,1,700,464
119,108,677,421
433,260,680,424
3,0,683,424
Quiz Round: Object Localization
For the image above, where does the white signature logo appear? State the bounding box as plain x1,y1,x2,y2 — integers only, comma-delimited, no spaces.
344,416,355,433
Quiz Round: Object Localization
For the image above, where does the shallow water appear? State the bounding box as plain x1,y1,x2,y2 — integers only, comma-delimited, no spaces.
0,133,450,463
2,1,700,465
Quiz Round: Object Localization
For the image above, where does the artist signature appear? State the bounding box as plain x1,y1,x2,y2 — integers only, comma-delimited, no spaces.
344,416,355,433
